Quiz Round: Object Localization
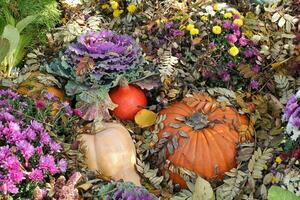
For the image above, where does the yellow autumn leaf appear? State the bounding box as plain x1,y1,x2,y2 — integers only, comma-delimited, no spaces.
271,57,291,70
134,109,157,128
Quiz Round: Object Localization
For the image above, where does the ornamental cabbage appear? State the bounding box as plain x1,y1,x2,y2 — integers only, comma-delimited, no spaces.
42,30,153,120
95,182,158,200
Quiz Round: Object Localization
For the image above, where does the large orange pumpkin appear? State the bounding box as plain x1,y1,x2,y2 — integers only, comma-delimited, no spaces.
156,92,253,187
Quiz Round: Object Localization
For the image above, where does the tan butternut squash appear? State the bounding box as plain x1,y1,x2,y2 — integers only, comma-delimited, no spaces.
78,122,141,186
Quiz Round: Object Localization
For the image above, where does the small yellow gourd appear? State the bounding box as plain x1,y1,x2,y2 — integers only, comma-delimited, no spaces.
78,122,141,186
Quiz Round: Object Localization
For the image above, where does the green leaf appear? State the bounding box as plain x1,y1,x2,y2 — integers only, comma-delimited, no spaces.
3,7,15,27
192,177,215,200
16,15,36,33
13,35,32,66
2,25,20,55
0,37,10,63
268,186,300,200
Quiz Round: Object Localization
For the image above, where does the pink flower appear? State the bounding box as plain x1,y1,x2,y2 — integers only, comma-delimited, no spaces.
220,71,231,82
0,178,19,194
24,128,36,141
73,108,83,117
252,65,261,73
36,146,43,155
35,100,46,109
50,142,61,152
239,36,248,46
8,170,24,182
223,20,231,29
208,42,217,49
3,156,21,171
250,80,259,90
29,169,44,181
40,131,51,145
227,61,235,68
232,24,241,36
243,49,254,58
45,92,54,100
233,14,240,19
226,34,237,44
30,120,43,132
39,155,58,175
58,159,68,173
16,140,35,164
0,146,11,160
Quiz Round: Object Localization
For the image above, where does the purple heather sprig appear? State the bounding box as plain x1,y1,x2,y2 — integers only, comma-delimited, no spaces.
0,89,76,196
283,90,300,141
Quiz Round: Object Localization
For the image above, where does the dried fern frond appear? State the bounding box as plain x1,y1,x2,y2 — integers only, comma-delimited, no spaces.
158,47,179,83
216,168,248,200
248,148,273,179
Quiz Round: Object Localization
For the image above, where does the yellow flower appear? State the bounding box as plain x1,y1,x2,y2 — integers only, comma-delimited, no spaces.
240,15,244,20
190,28,199,35
113,9,123,18
127,3,137,13
232,9,240,15
212,25,222,34
271,176,277,184
233,19,243,26
201,15,208,21
186,24,195,31
228,46,239,56
224,12,232,18
275,156,282,164
110,1,119,10
213,3,219,11
101,4,110,9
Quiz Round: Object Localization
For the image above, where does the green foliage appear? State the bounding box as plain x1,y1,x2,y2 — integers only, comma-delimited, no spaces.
0,0,61,46
268,186,300,200
0,15,36,77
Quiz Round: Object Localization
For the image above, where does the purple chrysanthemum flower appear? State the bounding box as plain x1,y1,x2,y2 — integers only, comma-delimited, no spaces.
0,178,19,194
58,159,68,173
226,34,238,44
170,29,184,37
30,120,44,132
39,155,58,175
35,100,45,109
227,60,235,68
45,92,54,100
233,14,240,19
249,80,259,90
29,169,44,181
223,20,231,29
165,21,174,29
252,65,261,73
220,71,231,82
239,36,248,46
283,91,300,140
0,89,69,195
208,42,217,49
243,48,254,58
232,24,241,36
73,108,83,117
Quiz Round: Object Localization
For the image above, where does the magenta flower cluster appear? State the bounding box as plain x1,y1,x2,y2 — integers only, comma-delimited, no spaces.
0,90,67,195
283,90,300,141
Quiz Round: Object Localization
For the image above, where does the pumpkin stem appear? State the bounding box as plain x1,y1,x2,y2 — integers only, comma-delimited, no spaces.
185,112,209,130
92,119,105,133
119,77,129,87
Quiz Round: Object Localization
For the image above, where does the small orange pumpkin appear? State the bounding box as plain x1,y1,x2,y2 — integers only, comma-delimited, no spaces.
156,92,253,187
16,72,66,101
